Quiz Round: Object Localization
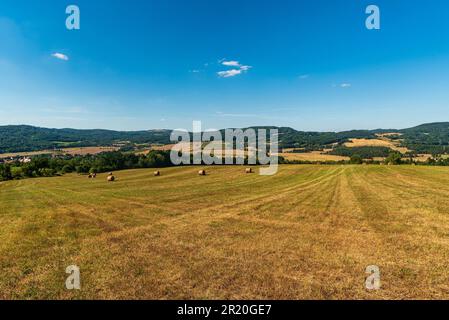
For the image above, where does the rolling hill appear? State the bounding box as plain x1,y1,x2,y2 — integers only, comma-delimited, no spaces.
1,122,449,154
0,125,172,153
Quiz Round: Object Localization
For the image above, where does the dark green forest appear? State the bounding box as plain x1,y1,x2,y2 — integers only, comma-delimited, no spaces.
0,125,172,153
329,146,393,158
1,122,449,155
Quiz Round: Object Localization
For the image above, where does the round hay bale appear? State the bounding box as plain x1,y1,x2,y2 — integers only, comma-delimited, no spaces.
107,175,115,182
245,168,253,174
154,171,161,176
198,170,206,176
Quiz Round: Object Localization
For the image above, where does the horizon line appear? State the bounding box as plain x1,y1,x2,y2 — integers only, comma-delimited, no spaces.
1,121,447,134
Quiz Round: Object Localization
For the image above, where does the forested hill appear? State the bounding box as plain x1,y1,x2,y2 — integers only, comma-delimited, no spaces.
1,122,449,154
0,125,172,153
400,122,449,153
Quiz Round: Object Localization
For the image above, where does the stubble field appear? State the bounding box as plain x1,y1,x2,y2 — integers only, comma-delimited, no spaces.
1,165,449,299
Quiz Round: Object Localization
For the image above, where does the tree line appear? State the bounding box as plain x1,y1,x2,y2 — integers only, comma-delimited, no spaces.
0,151,288,182
329,146,392,158
0,151,172,182
2,149,449,182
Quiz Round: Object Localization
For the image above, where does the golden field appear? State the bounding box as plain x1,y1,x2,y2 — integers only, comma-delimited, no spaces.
0,146,118,159
1,165,449,299
344,138,409,154
280,151,350,162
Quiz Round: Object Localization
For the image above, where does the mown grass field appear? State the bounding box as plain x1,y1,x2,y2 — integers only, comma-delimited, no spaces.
2,165,449,299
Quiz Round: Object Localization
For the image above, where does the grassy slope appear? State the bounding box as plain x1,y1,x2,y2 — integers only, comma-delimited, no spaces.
1,165,449,299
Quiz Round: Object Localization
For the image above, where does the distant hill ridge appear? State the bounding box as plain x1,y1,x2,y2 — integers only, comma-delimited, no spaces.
1,122,449,154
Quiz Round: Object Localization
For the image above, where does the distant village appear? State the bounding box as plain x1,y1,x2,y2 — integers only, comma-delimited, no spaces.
0,156,33,164
0,146,122,165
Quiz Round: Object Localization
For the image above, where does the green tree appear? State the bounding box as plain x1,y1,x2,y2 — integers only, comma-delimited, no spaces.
0,163,12,181
61,164,74,173
350,154,363,164
385,152,403,165
10,167,24,179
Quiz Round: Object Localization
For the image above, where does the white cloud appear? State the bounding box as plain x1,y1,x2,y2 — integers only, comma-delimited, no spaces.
217,69,242,78
222,60,241,67
217,59,252,78
340,83,352,88
299,74,310,79
51,53,69,61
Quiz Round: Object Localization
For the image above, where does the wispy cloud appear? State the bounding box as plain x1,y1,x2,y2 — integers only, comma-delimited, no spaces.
299,74,310,79
218,59,252,78
332,83,352,88
222,60,241,67
217,69,243,78
51,53,69,61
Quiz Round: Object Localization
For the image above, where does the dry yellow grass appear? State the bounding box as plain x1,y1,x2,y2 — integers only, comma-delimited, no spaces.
0,150,53,159
142,143,257,158
61,147,119,155
0,146,118,159
345,138,409,153
376,132,403,138
2,165,449,299
281,151,349,162
282,148,305,153
344,138,409,154
144,144,177,152
412,154,432,162
345,138,393,148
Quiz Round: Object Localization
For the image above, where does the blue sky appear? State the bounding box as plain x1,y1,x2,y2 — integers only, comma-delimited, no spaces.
1,0,449,131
